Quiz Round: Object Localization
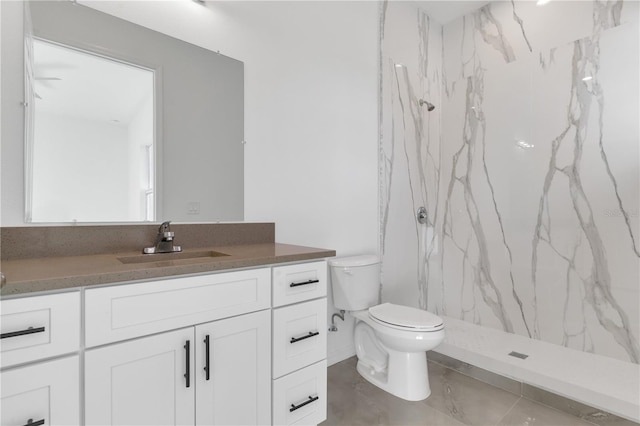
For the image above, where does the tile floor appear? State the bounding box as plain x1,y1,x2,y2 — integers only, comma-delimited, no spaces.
321,357,610,426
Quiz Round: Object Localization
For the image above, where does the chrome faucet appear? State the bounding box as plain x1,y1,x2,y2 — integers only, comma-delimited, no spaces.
143,221,182,254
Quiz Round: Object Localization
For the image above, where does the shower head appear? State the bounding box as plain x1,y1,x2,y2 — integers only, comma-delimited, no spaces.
419,99,435,111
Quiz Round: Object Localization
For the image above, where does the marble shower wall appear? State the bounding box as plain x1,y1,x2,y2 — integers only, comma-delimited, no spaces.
380,2,443,310
380,0,640,364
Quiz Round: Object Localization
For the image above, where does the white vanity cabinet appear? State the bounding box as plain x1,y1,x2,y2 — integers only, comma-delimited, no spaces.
1,258,330,426
1,356,80,426
271,261,328,426
85,311,271,426
0,292,81,426
84,268,272,426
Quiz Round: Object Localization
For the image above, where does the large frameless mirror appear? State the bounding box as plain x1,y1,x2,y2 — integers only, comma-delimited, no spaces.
22,0,244,223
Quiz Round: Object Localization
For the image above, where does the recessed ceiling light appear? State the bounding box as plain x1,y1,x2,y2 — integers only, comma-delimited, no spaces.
537,0,551,5
582,76,593,81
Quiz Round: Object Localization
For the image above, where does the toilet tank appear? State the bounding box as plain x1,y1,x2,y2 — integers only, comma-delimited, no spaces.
329,255,381,311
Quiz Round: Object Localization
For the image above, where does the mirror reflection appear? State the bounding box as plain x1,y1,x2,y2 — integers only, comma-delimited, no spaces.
25,0,244,223
29,39,155,222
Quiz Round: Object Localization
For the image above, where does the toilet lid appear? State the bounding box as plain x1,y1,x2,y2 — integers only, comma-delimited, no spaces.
368,303,444,331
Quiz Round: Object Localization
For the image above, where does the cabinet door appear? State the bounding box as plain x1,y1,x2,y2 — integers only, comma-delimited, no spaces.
85,328,195,426
195,310,271,426
1,356,80,426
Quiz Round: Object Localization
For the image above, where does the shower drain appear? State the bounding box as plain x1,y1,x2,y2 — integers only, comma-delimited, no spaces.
508,351,529,359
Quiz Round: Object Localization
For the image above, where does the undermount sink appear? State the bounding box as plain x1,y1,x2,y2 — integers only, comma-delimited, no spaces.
117,250,229,265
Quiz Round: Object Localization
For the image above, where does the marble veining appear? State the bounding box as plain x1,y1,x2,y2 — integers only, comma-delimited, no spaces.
509,0,532,54
381,0,639,364
474,5,516,63
441,61,518,334
531,10,639,361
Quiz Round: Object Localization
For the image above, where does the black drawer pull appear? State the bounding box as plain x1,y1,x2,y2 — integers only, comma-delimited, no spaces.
1,326,46,339
289,279,319,288
23,419,45,426
290,331,320,344
184,340,191,388
204,335,210,381
290,395,319,412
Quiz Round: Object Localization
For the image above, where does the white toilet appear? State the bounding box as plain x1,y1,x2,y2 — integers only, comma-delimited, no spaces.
329,255,445,401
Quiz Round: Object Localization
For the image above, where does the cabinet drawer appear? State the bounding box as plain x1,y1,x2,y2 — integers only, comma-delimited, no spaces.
1,355,80,426
85,268,270,347
272,360,327,426
273,298,327,379
272,261,327,307
1,292,80,368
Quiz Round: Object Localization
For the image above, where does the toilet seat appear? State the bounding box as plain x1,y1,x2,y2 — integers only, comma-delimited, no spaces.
368,303,444,331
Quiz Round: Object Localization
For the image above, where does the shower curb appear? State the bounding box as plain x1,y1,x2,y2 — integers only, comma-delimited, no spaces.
428,351,639,426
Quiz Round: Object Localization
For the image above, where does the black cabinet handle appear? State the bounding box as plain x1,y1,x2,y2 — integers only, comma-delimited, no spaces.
204,335,210,381
289,279,319,288
290,331,320,344
23,419,45,426
1,326,45,339
184,340,191,388
289,395,319,412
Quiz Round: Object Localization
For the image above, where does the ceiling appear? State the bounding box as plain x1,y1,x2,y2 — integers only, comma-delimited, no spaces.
414,1,490,24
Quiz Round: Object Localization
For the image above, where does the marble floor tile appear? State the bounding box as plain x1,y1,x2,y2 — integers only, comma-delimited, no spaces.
424,361,521,426
521,385,639,426
428,351,522,395
322,357,464,426
496,397,596,426
322,357,612,426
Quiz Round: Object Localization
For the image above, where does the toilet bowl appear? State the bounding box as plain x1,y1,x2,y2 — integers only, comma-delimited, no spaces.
352,304,444,400
329,255,445,401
